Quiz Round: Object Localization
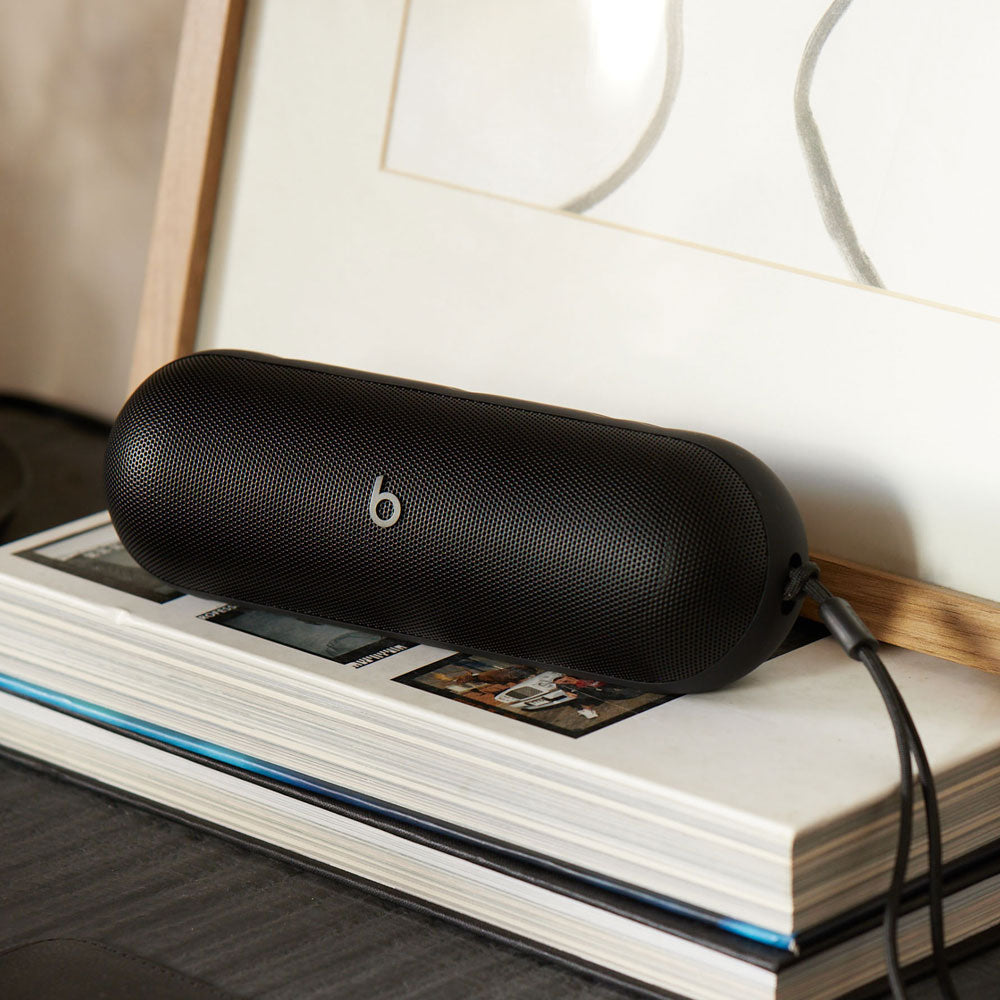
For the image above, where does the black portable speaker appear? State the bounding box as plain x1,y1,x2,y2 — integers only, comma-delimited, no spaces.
104,351,808,693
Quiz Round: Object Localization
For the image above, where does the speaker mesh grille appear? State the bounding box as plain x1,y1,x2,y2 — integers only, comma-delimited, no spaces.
105,355,768,685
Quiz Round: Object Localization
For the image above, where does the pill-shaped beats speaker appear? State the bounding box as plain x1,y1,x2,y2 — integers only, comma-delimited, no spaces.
105,351,808,693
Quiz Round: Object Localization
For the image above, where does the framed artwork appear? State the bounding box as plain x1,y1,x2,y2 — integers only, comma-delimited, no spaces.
131,0,1000,676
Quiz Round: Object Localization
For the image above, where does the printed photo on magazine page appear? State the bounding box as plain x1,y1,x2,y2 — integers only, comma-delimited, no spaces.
199,604,414,668
17,522,184,603
395,653,677,736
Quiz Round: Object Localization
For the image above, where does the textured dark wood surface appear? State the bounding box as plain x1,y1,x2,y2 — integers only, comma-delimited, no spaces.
0,401,997,999
0,755,639,1000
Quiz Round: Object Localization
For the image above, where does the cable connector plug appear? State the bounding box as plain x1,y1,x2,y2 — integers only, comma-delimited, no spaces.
816,596,878,661
783,559,878,661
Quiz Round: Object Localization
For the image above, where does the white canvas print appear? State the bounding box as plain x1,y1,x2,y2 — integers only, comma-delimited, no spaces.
199,0,1000,602
386,0,1000,318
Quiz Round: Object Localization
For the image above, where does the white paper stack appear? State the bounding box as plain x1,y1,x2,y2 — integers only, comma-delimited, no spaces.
1,513,999,1000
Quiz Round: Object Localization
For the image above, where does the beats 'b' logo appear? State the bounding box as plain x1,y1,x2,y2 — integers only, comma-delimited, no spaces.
368,475,401,528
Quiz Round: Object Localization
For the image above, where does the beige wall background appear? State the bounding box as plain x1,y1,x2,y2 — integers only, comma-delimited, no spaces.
0,0,184,421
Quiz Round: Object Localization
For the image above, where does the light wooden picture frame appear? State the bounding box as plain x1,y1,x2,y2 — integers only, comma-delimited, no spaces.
132,0,1000,677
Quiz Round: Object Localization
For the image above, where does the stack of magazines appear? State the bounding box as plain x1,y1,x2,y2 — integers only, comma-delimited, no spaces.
2,513,999,999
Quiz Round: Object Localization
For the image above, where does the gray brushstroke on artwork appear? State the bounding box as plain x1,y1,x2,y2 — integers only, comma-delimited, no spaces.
795,0,883,287
560,0,684,215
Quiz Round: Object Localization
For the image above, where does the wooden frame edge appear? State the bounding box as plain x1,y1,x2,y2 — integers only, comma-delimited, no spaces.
805,555,1000,676
129,0,246,391
127,0,1000,678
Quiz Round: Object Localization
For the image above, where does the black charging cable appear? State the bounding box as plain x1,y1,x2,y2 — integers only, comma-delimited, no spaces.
784,562,958,1000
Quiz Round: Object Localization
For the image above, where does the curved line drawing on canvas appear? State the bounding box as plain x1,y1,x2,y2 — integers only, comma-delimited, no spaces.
795,0,883,288
560,0,685,215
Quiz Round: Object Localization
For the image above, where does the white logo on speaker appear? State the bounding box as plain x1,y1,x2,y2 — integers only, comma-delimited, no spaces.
368,475,401,528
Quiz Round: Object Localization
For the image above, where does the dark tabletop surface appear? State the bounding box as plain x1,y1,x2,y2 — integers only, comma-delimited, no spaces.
0,397,997,999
